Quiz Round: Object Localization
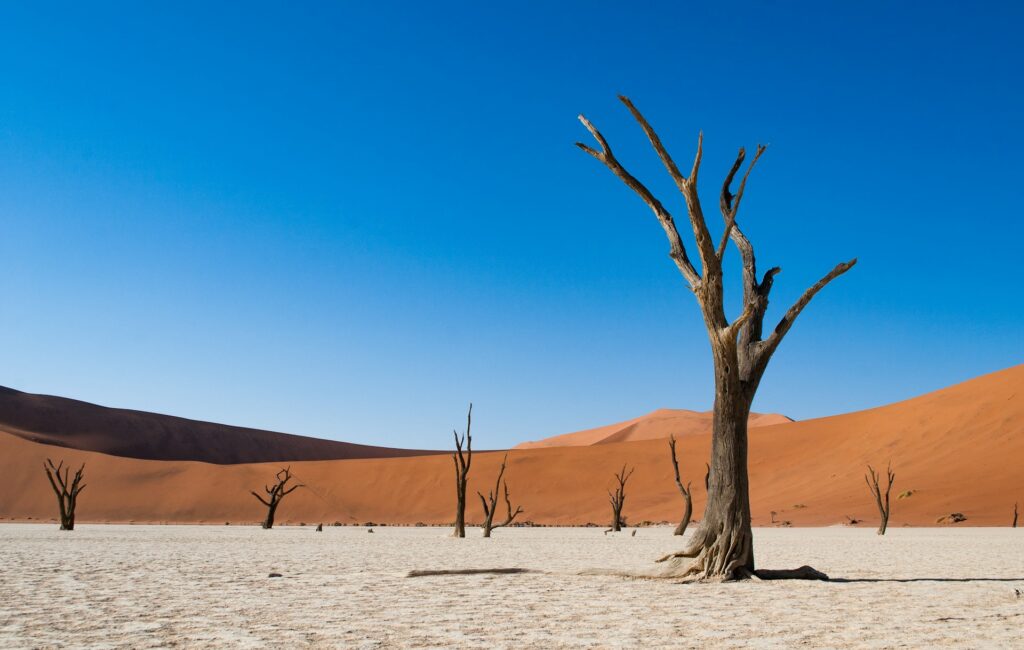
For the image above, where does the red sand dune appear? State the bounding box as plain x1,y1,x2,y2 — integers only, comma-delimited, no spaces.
0,386,442,464
1,365,1022,527
515,409,792,448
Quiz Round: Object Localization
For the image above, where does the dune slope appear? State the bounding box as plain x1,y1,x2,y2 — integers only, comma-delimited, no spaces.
1,364,1021,527
0,386,441,464
515,409,791,448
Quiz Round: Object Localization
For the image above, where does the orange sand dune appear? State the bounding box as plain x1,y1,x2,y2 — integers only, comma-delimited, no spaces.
1,365,1021,527
0,386,442,464
515,409,792,449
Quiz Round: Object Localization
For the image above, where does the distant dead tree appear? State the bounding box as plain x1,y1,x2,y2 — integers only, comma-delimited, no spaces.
667,435,694,536
477,453,523,537
608,464,634,532
43,459,86,531
251,467,303,529
577,96,855,580
1013,502,1018,528
865,463,895,535
452,403,473,538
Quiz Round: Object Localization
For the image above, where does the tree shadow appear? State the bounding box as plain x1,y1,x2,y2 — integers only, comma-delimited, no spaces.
831,577,1024,583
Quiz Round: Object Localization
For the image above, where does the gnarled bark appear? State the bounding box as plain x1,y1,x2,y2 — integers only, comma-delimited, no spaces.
667,435,693,536
478,453,523,537
865,463,895,535
608,465,633,532
43,459,85,531
251,467,303,529
451,404,473,538
577,96,855,580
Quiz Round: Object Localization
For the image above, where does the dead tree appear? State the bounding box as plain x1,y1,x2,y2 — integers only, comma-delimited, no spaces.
668,435,693,536
477,453,523,537
577,97,855,580
251,467,303,529
608,464,634,531
1013,502,1018,528
452,403,473,538
865,463,895,535
43,459,86,531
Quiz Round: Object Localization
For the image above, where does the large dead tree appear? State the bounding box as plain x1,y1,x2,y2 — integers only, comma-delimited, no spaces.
251,467,303,529
668,435,694,536
43,459,86,531
577,96,856,580
477,453,523,537
608,464,634,532
452,403,473,538
865,463,895,535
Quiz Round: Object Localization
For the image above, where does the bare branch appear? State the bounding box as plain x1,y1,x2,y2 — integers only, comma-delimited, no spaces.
577,114,702,289
759,258,858,361
618,96,718,276
716,145,766,260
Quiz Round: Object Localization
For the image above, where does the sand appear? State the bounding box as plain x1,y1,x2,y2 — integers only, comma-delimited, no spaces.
1,524,1021,648
1,364,1022,527
0,385,443,464
514,409,791,449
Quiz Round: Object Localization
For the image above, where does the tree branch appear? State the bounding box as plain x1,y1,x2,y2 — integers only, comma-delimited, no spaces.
716,145,766,260
576,114,702,289
617,97,718,274
759,258,857,361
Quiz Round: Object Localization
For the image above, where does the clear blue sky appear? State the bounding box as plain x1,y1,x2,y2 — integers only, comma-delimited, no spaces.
2,2,1021,449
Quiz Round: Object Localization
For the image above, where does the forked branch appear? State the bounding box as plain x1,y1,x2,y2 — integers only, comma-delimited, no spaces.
607,464,635,532
478,453,523,537
865,463,895,535
451,403,473,538
251,466,303,529
577,111,702,290
43,458,86,531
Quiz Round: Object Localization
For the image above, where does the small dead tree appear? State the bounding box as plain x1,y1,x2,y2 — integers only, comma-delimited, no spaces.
452,403,473,538
608,464,634,532
667,435,693,536
477,453,523,537
1013,502,1018,528
251,467,303,529
865,463,895,535
43,459,86,531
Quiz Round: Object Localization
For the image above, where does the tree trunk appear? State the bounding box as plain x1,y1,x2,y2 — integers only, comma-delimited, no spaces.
664,369,755,580
673,491,693,537
480,499,493,537
451,404,472,538
453,474,467,537
611,505,622,532
263,503,278,530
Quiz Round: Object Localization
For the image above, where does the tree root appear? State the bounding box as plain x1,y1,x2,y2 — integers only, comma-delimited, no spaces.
651,523,829,582
752,566,829,581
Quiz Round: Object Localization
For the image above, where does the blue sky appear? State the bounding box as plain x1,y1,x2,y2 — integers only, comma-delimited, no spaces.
2,2,1021,449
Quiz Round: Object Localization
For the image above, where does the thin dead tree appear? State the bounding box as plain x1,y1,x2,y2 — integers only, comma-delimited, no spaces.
608,464,634,532
577,96,855,580
668,435,694,536
43,459,86,531
452,403,473,538
477,453,523,537
251,467,303,529
1013,502,1018,528
865,463,895,535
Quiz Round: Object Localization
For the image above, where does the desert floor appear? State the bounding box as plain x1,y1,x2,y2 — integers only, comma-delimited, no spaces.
1,525,1022,648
